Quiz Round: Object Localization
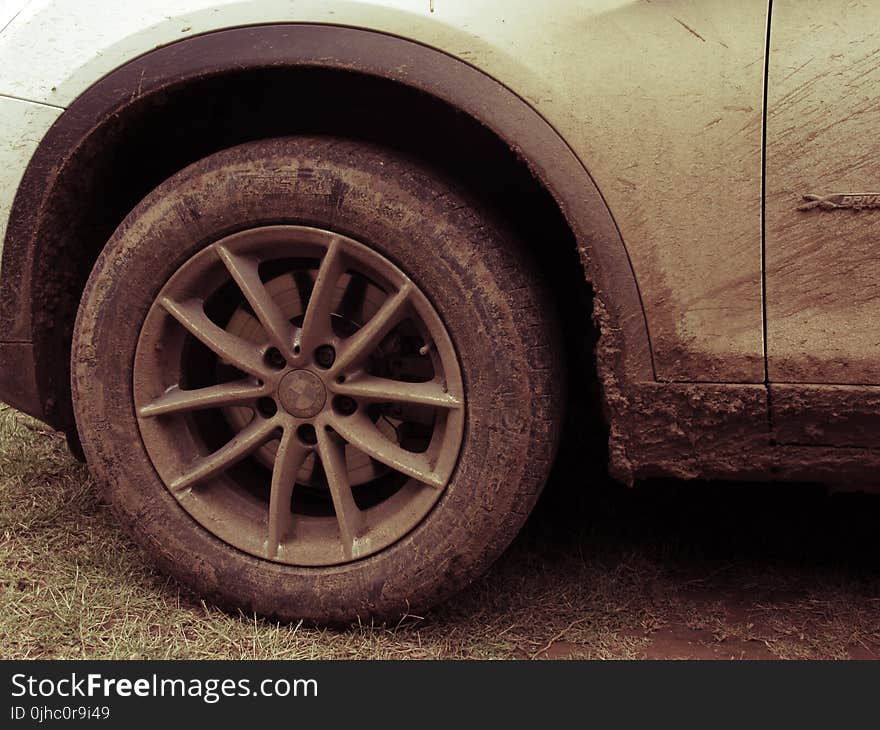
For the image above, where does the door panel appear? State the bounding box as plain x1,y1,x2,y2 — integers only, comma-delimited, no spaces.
561,0,768,383
766,0,880,384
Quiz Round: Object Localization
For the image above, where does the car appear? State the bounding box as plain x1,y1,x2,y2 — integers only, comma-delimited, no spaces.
0,0,878,623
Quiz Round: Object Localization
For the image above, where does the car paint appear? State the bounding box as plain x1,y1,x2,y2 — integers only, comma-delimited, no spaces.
0,98,59,259
0,0,768,385
0,0,31,33
766,0,880,387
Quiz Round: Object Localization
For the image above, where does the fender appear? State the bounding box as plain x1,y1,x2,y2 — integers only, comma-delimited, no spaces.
0,24,653,424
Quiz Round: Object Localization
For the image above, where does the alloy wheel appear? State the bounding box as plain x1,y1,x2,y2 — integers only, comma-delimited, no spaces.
133,225,465,566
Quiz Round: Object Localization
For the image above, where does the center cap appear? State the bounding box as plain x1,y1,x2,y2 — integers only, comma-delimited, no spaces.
278,369,326,418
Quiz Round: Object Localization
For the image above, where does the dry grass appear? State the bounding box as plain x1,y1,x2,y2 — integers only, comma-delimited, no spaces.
2,404,880,660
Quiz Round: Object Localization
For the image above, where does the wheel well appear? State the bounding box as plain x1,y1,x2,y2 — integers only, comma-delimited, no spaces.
22,66,599,436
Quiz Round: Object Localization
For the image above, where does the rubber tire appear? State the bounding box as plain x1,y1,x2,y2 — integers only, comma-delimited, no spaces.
72,136,563,623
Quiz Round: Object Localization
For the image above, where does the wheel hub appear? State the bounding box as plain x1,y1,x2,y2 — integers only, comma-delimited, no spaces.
278,369,326,418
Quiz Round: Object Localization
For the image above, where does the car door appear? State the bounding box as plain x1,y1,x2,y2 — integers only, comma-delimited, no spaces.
765,0,880,387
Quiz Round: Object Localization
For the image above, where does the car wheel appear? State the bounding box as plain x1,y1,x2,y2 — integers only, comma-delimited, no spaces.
72,136,563,622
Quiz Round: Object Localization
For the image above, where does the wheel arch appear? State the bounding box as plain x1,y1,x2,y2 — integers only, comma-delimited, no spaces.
0,24,652,474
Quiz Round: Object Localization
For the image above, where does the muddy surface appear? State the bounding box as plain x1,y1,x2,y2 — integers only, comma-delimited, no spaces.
513,447,880,660
4,406,880,659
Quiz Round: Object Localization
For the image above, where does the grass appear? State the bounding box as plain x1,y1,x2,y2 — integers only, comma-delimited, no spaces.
2,404,880,659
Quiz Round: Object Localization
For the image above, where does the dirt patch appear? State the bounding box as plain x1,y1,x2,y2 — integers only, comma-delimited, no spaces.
639,627,774,660
3,405,880,659
534,641,584,659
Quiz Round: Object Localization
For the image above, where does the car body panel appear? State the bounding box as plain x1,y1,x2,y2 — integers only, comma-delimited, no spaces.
0,0,768,383
7,0,879,485
0,97,59,270
765,0,880,386
0,0,31,32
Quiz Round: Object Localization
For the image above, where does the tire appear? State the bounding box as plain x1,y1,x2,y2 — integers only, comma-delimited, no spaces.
72,136,563,623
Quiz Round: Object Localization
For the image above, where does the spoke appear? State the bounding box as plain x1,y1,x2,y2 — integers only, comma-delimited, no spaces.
266,428,311,559
316,425,365,560
160,297,264,376
328,412,445,489
169,418,276,493
138,380,264,418
216,244,295,355
299,237,345,353
334,376,463,409
332,283,413,374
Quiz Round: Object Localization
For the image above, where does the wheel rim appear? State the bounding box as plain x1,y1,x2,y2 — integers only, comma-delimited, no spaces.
133,225,465,566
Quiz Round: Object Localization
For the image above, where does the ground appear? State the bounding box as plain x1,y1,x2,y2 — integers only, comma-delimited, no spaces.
2,404,879,660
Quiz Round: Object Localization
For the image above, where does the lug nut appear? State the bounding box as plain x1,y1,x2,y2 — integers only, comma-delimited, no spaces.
297,424,318,446
333,396,358,416
256,397,277,418
315,345,336,369
264,347,287,370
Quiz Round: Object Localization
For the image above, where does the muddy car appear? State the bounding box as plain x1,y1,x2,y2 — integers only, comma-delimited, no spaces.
0,0,876,622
